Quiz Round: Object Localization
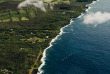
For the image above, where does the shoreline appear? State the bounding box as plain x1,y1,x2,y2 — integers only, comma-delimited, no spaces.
37,0,99,74
0,0,100,74
37,19,74,74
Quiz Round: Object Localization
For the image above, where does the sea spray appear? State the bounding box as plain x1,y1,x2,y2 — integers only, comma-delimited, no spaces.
38,0,99,74
78,0,100,18
78,0,99,18
37,19,74,74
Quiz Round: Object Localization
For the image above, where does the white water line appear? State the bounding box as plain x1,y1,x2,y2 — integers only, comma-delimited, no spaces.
37,0,99,74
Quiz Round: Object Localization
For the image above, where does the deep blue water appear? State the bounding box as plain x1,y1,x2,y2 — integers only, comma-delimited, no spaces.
40,0,110,74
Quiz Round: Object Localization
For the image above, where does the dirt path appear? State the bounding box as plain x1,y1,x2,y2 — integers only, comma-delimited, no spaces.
29,49,42,74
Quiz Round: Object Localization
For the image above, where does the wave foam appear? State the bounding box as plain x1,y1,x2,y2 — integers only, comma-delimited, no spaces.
37,0,99,74
37,19,73,74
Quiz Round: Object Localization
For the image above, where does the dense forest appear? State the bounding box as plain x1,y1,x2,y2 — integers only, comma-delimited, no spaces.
0,0,95,74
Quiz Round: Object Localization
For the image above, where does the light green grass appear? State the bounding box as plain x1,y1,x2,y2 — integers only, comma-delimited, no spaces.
3,19,10,22
0,20,3,22
37,38,45,42
21,17,29,21
12,17,19,21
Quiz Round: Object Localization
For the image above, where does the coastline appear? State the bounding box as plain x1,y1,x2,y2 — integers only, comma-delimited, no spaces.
0,0,101,74
37,0,99,74
37,19,74,74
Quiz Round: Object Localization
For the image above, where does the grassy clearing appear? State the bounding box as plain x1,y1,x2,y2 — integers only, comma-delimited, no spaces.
21,17,29,21
12,17,19,21
3,19,10,22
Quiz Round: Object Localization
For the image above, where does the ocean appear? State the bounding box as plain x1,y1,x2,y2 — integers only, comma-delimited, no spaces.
38,0,110,74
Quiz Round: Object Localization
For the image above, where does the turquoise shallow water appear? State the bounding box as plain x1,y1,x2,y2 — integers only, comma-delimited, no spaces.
40,0,110,74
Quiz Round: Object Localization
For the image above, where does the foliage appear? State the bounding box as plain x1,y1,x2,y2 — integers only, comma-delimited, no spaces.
0,0,95,74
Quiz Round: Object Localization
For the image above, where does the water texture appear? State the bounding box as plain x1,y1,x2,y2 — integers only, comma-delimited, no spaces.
40,0,110,74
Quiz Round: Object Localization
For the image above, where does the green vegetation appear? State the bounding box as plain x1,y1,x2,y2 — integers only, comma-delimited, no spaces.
0,0,96,74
